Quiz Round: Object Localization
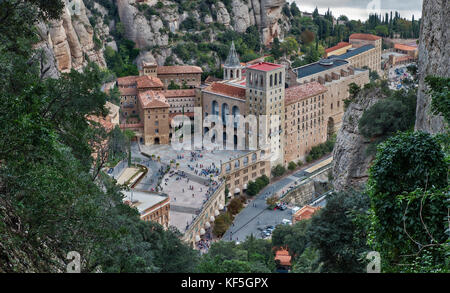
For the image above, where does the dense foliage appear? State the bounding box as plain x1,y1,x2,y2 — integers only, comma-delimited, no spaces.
197,236,276,273
359,88,417,149
271,190,371,273
367,131,449,272
0,0,198,273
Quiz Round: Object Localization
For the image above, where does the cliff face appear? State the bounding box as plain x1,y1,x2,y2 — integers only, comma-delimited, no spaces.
37,0,106,74
38,0,288,74
332,89,385,191
116,0,288,65
415,0,449,133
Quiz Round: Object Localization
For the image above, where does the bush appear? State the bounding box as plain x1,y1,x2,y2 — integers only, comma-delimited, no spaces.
307,136,335,161
213,212,233,237
288,161,297,171
228,197,244,215
271,164,286,178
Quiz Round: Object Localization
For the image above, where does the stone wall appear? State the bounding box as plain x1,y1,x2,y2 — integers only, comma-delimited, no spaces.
282,168,330,206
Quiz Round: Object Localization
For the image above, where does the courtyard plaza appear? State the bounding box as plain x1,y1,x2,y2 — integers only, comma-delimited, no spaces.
140,144,249,234
140,144,249,181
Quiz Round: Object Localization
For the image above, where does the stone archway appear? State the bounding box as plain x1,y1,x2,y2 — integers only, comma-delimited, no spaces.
154,137,160,145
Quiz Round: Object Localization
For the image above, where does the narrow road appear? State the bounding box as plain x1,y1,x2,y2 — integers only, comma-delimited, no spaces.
131,142,162,191
222,155,332,242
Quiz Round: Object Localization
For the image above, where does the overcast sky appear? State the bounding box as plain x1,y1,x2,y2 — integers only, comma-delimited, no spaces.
290,0,423,21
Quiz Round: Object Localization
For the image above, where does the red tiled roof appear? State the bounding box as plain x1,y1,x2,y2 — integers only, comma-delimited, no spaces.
285,82,327,105
136,75,164,89
247,62,283,72
117,76,138,86
205,82,246,100
160,89,196,98
293,205,321,222
119,87,137,96
394,43,418,52
349,33,382,41
120,123,144,129
325,42,351,53
157,65,203,75
275,249,292,266
138,90,170,109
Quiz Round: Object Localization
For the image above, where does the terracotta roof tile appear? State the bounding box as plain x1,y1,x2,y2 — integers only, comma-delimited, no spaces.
293,205,321,222
285,82,327,105
247,62,283,72
157,65,203,75
349,33,382,41
394,43,418,51
138,90,170,109
204,82,246,100
136,75,164,89
325,42,351,53
117,76,138,86
160,89,196,98
119,87,137,96
275,249,292,266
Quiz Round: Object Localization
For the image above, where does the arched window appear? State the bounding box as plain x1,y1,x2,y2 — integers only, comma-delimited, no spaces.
232,106,240,128
212,101,219,116
222,103,229,125
270,75,273,87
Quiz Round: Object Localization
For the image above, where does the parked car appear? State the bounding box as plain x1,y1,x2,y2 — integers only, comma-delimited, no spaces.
282,219,292,225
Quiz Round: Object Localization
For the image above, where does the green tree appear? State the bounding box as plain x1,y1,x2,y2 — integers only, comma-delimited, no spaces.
307,191,371,273
292,247,323,273
367,131,448,272
271,164,286,177
288,161,297,171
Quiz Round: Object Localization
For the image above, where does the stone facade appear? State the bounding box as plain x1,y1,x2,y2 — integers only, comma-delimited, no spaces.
284,82,328,164
220,150,271,197
140,61,203,89
183,183,226,247
295,60,370,136
246,62,286,166
349,33,382,74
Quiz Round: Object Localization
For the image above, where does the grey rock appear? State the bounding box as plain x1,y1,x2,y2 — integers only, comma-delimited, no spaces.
415,0,449,134
332,88,385,191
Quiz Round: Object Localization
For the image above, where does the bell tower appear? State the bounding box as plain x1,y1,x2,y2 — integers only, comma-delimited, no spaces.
223,41,243,80
140,61,158,78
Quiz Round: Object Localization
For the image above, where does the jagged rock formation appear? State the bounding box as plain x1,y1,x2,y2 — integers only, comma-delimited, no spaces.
332,89,386,191
37,0,289,73
34,22,61,79
116,0,288,64
415,0,449,134
38,0,106,73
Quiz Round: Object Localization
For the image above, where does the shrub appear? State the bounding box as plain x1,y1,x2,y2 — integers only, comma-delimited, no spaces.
228,197,243,215
288,161,297,171
213,212,233,237
271,164,286,178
